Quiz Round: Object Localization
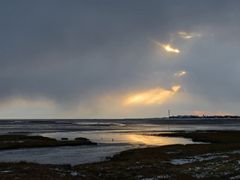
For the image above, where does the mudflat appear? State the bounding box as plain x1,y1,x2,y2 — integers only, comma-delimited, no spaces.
0,131,240,179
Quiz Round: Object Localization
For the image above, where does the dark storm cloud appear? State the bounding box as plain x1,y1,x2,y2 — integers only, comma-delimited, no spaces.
0,0,240,112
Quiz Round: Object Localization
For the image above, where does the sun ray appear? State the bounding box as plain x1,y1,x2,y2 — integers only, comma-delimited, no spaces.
124,85,181,106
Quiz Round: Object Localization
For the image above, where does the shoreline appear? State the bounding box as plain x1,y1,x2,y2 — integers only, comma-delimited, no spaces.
0,130,240,179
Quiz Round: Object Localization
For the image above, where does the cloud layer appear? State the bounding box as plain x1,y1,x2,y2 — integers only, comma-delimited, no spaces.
0,0,240,118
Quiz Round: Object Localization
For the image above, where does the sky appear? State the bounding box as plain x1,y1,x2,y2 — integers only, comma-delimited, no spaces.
0,0,240,118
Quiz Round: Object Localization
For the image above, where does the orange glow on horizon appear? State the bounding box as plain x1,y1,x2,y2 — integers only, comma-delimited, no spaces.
192,110,232,116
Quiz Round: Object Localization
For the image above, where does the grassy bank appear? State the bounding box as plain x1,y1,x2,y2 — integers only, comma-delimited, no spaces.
0,131,240,179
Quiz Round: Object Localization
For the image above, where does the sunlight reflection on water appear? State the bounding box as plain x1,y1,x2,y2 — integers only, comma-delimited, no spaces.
40,131,193,146
124,134,192,145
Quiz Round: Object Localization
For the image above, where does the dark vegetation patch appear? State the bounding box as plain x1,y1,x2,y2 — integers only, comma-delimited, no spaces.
156,130,240,143
0,135,96,150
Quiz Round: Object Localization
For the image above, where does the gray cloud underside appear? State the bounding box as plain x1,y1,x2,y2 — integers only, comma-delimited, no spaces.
1,0,240,115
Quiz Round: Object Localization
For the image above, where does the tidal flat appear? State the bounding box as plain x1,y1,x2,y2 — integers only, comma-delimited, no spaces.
0,131,240,179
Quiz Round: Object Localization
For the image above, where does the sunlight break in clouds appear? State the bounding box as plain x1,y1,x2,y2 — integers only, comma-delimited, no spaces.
153,40,180,54
174,70,187,78
163,44,180,53
178,31,201,39
124,85,181,106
